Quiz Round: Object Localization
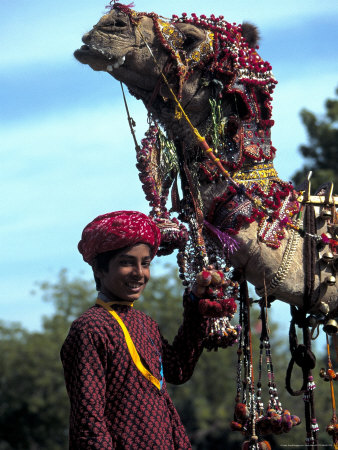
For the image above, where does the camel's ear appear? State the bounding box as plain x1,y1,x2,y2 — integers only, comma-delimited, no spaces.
241,22,260,48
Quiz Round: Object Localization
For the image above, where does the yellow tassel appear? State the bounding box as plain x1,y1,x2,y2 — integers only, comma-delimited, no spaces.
174,106,182,120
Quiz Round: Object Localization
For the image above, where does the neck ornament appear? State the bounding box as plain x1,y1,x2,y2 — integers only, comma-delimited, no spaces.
97,292,134,308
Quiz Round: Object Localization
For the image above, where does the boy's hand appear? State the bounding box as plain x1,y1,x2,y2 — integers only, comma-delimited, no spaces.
192,265,226,299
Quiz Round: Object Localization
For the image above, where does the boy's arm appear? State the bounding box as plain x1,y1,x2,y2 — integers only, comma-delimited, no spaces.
161,290,209,384
60,326,114,449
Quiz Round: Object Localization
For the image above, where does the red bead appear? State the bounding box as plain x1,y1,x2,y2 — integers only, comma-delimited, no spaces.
328,369,336,379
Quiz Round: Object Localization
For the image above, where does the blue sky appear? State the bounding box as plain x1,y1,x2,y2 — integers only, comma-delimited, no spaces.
1,0,337,333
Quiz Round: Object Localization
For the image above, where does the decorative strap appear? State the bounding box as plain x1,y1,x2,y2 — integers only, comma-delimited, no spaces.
256,216,302,297
97,299,162,390
233,163,278,182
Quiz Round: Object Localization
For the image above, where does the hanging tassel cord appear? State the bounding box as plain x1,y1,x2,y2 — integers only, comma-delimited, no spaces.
302,204,318,449
237,290,247,405
175,140,208,266
303,324,318,450
241,281,259,447
236,298,243,404
260,301,277,411
120,82,141,151
303,204,316,311
285,307,318,449
334,335,338,362
331,335,338,450
327,334,337,420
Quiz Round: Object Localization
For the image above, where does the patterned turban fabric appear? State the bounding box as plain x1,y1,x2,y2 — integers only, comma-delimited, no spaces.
78,211,161,264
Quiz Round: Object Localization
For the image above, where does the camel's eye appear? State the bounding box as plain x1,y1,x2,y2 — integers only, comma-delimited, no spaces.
175,24,205,51
183,33,199,49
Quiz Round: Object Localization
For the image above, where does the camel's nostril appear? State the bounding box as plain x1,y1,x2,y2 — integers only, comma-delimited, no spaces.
82,32,91,44
114,19,127,27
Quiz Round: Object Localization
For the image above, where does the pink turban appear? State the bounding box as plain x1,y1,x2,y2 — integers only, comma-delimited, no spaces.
78,211,161,264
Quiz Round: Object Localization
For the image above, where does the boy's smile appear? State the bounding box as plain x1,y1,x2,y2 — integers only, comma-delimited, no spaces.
94,243,151,302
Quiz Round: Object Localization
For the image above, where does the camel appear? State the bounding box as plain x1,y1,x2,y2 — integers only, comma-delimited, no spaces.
74,4,338,328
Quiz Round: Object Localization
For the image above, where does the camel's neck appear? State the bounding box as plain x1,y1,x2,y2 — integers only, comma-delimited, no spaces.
193,119,300,251
203,162,299,249
204,118,276,174
146,101,300,250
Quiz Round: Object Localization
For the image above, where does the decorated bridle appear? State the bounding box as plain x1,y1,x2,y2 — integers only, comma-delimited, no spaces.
109,3,314,238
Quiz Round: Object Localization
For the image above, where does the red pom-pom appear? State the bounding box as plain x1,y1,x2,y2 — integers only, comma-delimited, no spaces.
196,270,212,286
259,441,271,450
220,297,237,315
291,415,301,426
230,421,243,431
198,299,222,317
235,403,250,420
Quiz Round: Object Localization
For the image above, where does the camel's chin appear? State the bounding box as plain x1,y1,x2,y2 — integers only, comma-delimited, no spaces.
74,47,106,70
74,46,126,72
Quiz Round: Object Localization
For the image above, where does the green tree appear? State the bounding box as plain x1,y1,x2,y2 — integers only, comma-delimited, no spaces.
0,270,95,450
292,87,338,192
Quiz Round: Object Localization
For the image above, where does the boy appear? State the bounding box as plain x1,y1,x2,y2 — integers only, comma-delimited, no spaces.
61,210,208,449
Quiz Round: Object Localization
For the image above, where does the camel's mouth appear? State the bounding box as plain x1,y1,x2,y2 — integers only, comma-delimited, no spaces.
74,10,133,72
74,43,154,98
74,44,127,72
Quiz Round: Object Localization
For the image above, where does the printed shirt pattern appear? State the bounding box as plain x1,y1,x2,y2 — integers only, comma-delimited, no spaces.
60,296,208,449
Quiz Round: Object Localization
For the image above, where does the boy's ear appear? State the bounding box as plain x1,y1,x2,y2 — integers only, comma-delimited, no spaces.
92,264,101,279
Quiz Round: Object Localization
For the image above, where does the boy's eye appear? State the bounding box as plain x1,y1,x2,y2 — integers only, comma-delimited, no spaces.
119,259,132,265
118,259,150,267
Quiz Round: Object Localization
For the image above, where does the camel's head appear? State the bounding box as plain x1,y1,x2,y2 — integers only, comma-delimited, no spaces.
75,5,165,96
75,4,277,134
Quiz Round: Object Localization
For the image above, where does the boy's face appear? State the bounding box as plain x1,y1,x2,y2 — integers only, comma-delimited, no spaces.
95,243,151,302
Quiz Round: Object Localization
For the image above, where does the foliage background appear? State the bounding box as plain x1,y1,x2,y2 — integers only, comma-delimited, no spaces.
0,266,335,449
292,88,338,192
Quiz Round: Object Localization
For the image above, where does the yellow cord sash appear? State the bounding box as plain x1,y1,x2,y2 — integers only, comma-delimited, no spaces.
96,299,161,390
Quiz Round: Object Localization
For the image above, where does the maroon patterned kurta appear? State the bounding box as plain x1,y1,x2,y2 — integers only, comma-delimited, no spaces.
61,295,207,449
